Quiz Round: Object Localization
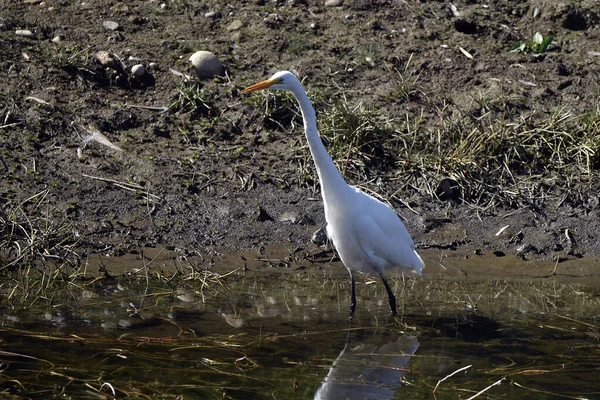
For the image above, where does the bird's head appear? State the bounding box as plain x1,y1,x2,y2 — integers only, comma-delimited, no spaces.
242,71,298,94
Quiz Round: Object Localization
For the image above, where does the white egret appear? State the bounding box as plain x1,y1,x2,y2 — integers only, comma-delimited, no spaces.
242,71,424,316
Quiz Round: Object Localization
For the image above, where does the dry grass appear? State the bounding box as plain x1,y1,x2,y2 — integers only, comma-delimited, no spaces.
254,84,600,211
0,190,81,271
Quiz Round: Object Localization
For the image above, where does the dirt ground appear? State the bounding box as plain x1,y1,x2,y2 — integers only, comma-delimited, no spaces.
2,0,600,270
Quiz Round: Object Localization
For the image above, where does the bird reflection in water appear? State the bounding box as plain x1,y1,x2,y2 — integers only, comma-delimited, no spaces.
314,332,418,400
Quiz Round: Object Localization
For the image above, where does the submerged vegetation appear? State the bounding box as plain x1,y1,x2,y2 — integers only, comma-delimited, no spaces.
0,264,599,399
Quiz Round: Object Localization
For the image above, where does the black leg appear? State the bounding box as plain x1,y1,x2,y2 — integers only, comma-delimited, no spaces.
381,275,397,315
349,270,356,318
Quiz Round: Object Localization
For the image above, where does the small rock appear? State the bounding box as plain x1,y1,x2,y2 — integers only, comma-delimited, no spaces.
278,211,299,223
325,0,342,6
131,64,145,77
128,15,146,24
15,29,35,38
189,50,224,79
95,50,115,67
111,2,129,13
103,20,119,31
367,18,381,30
204,11,218,19
52,35,63,43
449,3,460,17
227,19,243,31
312,227,328,246
263,13,282,27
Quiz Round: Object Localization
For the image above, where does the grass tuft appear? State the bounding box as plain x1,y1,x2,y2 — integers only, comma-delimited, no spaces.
252,82,600,211
168,81,213,116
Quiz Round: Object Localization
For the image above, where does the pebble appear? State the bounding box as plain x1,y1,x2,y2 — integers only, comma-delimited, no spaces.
52,35,63,43
131,64,146,77
95,50,116,67
263,13,282,27
204,11,218,19
128,15,145,25
189,51,224,79
312,227,328,246
15,29,35,38
111,2,129,13
324,0,342,6
227,19,243,31
103,21,119,31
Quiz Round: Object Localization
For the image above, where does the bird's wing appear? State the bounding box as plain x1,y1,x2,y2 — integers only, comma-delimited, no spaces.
352,191,421,272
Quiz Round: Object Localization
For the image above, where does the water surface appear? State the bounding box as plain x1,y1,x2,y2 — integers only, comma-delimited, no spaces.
1,252,599,399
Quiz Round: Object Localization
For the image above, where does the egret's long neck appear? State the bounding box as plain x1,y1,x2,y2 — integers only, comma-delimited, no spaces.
289,84,351,203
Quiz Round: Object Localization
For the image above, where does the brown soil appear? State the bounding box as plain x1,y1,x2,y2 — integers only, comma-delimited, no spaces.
2,0,600,270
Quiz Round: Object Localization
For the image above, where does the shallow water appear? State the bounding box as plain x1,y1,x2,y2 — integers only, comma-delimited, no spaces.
1,256,600,399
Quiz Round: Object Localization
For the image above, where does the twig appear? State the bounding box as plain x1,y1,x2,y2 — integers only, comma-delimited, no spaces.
557,314,599,329
82,173,160,200
433,364,472,393
125,104,168,113
0,122,21,129
465,377,505,400
512,381,589,399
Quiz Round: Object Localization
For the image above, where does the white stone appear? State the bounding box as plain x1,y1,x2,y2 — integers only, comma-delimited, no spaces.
103,20,119,31
227,19,243,31
95,50,115,67
189,51,224,79
131,64,146,77
15,29,35,38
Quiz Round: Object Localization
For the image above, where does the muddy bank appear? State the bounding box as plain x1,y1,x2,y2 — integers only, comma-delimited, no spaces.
2,0,600,268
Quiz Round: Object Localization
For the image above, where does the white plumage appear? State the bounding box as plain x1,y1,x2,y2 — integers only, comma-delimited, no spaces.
243,71,424,316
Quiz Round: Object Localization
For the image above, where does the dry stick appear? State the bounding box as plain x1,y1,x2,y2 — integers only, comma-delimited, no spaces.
465,377,506,400
82,173,160,200
0,122,21,129
511,381,589,400
433,364,472,394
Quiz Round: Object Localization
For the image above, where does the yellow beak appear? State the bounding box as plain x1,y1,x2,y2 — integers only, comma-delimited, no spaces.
242,79,276,94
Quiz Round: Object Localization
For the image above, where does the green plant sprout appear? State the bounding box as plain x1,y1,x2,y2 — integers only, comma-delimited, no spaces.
510,32,554,57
